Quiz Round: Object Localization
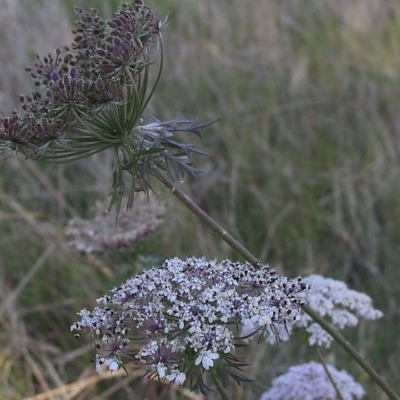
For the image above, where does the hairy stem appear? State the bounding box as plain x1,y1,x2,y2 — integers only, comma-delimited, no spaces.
156,170,400,400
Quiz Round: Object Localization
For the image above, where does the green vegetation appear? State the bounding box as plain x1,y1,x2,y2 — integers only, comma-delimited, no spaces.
1,0,399,398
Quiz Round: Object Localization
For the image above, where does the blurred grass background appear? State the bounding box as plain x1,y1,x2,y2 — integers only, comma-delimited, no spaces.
1,0,400,398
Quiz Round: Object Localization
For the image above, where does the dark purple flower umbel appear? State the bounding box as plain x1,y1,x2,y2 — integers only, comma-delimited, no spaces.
0,1,214,217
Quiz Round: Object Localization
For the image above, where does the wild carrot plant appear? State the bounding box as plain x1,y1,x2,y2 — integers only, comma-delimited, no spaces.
0,1,398,399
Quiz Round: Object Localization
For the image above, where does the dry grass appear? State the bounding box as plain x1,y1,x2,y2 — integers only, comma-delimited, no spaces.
0,0,72,113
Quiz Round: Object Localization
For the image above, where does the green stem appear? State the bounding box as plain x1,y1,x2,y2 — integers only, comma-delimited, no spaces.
305,305,399,400
71,108,121,144
316,347,344,400
156,170,400,400
139,35,164,116
155,171,260,266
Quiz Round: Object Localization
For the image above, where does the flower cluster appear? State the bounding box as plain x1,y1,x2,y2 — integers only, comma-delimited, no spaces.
65,194,165,254
260,362,365,400
242,274,382,347
0,1,213,216
298,275,383,347
71,257,309,393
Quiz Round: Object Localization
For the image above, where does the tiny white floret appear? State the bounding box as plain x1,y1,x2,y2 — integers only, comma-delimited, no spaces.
195,351,219,370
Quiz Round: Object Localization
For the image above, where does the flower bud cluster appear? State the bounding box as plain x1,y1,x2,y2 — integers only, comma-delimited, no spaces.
0,1,211,216
0,1,158,161
91,2,158,81
71,257,309,387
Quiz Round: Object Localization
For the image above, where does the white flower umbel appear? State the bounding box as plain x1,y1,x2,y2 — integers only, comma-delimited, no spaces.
297,275,383,347
260,361,365,400
72,257,309,388
242,274,382,347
